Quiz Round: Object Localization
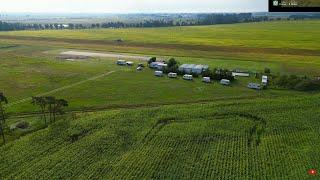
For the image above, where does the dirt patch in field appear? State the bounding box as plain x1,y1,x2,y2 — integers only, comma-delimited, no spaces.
60,50,152,61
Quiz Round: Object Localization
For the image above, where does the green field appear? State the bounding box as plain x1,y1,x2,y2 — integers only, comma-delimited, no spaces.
0,20,319,179
1,96,319,179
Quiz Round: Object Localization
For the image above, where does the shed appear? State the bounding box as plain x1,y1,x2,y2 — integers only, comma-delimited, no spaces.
155,71,163,77
220,79,230,86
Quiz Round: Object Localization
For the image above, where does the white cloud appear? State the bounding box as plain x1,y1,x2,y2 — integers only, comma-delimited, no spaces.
0,0,267,13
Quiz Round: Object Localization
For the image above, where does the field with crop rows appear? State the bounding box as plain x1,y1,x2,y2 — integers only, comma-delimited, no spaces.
0,96,319,179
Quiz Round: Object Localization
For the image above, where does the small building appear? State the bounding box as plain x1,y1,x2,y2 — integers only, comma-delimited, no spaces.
126,61,134,66
117,60,126,66
183,74,193,81
220,79,230,86
248,83,262,90
262,75,268,85
155,71,163,77
202,77,211,83
168,72,177,78
232,72,250,77
179,64,209,75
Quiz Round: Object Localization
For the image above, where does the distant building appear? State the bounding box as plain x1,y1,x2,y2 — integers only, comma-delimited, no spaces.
179,64,209,74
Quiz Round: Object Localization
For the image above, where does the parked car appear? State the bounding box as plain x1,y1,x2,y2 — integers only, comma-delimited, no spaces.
155,71,163,77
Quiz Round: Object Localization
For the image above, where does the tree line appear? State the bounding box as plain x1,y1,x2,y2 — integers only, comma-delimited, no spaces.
0,93,68,144
1,13,311,31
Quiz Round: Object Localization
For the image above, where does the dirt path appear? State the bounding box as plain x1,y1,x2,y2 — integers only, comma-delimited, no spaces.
60,50,152,61
5,71,116,108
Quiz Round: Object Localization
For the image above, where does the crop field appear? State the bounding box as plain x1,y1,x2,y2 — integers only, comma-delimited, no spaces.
0,96,319,179
0,20,319,179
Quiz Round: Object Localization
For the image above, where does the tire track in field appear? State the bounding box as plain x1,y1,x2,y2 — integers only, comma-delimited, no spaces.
5,71,116,108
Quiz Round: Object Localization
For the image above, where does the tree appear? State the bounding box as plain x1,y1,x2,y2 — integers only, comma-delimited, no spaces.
264,68,271,74
45,96,56,123
0,92,8,144
148,57,157,65
53,99,68,122
165,58,180,73
31,97,47,125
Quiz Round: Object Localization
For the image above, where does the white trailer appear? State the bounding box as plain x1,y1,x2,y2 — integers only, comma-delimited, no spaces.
202,77,211,83
248,83,262,90
220,79,230,86
168,72,177,78
183,74,193,81
262,75,268,85
126,61,134,66
117,60,126,66
155,71,163,77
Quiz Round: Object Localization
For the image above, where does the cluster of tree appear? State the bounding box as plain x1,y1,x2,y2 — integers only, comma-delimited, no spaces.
202,68,235,81
0,92,8,144
1,13,307,31
164,58,180,74
273,75,320,91
31,96,68,126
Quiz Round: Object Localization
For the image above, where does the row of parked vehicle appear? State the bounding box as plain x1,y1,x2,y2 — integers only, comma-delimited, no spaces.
154,71,231,85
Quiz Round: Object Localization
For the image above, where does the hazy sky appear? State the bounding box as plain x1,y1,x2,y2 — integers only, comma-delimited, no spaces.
0,0,267,13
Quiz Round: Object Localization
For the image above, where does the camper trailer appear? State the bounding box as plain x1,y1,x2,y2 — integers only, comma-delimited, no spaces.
262,76,268,85
117,60,126,66
183,74,193,81
202,77,211,83
220,79,230,86
248,83,262,90
154,71,163,77
168,72,178,78
126,61,134,66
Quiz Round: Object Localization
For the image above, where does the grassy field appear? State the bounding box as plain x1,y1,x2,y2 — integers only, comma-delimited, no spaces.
0,20,319,179
0,96,319,179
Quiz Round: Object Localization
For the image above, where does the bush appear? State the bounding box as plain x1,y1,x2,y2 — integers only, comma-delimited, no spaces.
148,57,156,64
294,80,320,91
264,68,271,74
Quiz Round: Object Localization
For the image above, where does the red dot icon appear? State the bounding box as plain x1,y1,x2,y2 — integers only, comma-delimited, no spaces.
308,169,317,176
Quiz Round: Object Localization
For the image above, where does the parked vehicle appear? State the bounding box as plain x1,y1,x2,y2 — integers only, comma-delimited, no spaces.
155,71,163,77
220,79,230,86
168,72,178,78
183,74,193,81
248,83,262,90
202,77,211,83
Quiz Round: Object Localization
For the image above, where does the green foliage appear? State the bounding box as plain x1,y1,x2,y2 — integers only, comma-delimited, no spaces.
148,57,156,64
0,96,319,179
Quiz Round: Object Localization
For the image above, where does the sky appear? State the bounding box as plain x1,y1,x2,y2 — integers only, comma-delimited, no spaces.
0,0,268,13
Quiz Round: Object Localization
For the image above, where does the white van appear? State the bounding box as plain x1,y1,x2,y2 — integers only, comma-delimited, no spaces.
248,83,262,90
183,74,193,81
220,79,230,86
168,72,177,78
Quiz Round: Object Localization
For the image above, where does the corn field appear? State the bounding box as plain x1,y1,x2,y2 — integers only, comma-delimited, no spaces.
0,95,319,179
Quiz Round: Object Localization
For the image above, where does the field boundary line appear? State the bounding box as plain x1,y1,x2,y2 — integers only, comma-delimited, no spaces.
5,71,116,108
